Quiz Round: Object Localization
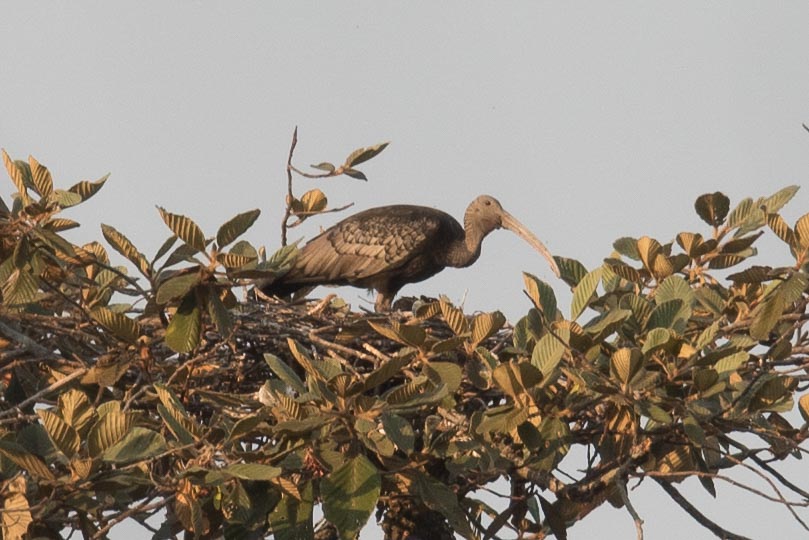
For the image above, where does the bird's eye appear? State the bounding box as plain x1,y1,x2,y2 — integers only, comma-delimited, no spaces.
484,200,491,206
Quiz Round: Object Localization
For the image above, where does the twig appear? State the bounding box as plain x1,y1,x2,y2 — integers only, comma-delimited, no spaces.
0,319,59,359
286,202,355,228
90,495,174,540
308,329,377,364
655,478,753,540
0,367,88,418
615,475,644,540
281,126,299,247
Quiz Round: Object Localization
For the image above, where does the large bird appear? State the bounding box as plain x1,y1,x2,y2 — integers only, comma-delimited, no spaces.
261,195,560,311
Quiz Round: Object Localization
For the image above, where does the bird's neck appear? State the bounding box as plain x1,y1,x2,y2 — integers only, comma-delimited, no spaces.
443,217,486,268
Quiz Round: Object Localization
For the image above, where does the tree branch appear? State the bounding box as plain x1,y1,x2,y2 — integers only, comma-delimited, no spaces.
655,478,752,540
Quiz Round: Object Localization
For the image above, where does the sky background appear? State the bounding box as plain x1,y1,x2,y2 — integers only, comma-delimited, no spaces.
2,2,808,538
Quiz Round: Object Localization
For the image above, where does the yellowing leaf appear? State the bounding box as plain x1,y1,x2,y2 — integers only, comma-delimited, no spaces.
522,272,557,319
471,311,506,347
300,189,328,213
610,348,642,384
90,307,140,344
440,300,468,336
28,155,53,198
794,212,809,250
1,475,32,540
157,207,206,253
799,394,809,423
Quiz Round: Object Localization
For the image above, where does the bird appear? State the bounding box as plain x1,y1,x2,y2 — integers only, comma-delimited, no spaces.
260,195,560,312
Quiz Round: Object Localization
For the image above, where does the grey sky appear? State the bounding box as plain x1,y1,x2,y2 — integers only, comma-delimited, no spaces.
2,2,808,538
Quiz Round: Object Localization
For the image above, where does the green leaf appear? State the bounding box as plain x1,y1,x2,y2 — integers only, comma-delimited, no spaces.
655,275,693,307
102,427,167,463
381,413,415,454
613,237,641,260
368,320,426,348
206,287,234,336
412,471,476,539
642,328,672,354
1,268,39,306
101,223,151,277
264,244,299,273
715,351,748,379
570,266,602,320
646,299,684,331
264,353,306,394
522,272,557,319
531,328,568,381
761,185,799,214
157,207,207,253
727,197,754,229
310,162,336,173
223,463,282,481
425,362,463,392
49,189,82,208
695,321,719,350
694,192,730,227
344,142,389,167
321,455,381,540
268,483,314,540
165,292,202,353
342,168,367,181
216,209,260,248
90,307,140,343
683,415,706,447
554,256,588,287
362,355,413,392
750,289,785,341
155,384,201,444
87,410,137,457
37,410,80,458
0,439,55,481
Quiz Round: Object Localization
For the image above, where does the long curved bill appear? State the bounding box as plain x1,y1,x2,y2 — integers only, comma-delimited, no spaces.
501,212,561,278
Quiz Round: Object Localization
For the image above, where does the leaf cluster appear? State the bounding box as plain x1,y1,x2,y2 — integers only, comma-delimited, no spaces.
0,152,808,540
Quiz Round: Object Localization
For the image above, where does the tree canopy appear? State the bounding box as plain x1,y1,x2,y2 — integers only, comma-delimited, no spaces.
0,139,808,539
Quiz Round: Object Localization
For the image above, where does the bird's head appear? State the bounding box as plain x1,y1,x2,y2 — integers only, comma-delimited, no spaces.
465,194,561,278
465,194,507,234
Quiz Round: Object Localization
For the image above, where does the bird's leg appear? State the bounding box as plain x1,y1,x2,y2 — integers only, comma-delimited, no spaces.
375,292,393,312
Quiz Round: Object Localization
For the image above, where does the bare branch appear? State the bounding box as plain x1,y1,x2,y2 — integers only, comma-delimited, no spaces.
655,479,753,540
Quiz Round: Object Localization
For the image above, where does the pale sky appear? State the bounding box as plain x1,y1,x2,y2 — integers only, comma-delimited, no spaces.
2,3,808,538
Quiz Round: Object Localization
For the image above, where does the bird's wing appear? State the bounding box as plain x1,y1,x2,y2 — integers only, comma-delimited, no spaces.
294,212,441,282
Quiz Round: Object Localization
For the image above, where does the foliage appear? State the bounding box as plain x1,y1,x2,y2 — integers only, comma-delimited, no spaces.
0,147,808,540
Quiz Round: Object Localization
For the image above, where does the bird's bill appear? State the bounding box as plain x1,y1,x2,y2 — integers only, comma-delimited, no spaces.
501,212,561,278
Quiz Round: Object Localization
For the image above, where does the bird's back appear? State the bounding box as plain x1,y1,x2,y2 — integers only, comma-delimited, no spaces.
260,204,463,297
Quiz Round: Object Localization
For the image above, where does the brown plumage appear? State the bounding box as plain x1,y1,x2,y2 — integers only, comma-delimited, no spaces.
261,195,560,311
